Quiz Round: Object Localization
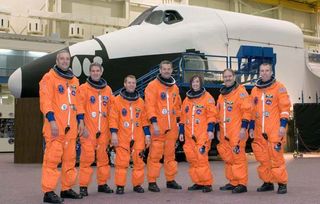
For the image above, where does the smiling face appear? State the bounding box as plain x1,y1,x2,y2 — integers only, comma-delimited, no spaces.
160,63,173,79
124,76,136,93
56,51,70,71
191,77,201,91
259,63,273,82
90,65,103,82
223,69,235,87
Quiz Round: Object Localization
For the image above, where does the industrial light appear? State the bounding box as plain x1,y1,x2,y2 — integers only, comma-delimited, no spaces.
0,49,13,54
28,51,47,57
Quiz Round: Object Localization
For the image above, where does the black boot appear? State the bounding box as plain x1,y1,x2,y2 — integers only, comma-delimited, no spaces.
148,182,160,192
98,184,114,193
133,185,145,193
60,189,83,199
277,183,287,194
232,184,247,194
188,184,203,191
166,180,182,189
79,187,88,197
202,185,213,193
257,182,274,192
116,186,124,194
43,191,64,203
219,183,236,191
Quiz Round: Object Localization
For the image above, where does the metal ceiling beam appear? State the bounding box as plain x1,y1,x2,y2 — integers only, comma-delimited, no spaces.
305,0,318,3
250,6,280,15
249,0,318,13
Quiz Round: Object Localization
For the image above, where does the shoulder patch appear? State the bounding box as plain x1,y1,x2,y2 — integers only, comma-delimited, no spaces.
58,84,64,94
90,96,95,104
160,92,166,100
208,98,215,104
103,96,109,102
185,106,189,113
279,87,287,93
122,108,127,116
239,92,246,98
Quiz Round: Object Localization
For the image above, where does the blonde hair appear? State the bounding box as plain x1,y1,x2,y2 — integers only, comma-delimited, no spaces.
124,75,136,83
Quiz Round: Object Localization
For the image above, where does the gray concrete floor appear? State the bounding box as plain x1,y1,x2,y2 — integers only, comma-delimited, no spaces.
0,153,319,204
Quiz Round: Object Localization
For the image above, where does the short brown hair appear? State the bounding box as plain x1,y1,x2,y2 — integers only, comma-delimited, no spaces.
124,75,136,83
159,60,172,69
190,74,203,88
223,69,236,76
89,62,103,71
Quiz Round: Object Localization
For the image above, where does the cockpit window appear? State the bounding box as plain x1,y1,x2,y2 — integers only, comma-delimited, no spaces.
130,8,183,26
145,10,183,25
163,10,183,24
129,6,156,26
145,10,164,25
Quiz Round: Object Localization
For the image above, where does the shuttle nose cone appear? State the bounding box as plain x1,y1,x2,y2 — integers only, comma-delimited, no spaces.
8,68,22,98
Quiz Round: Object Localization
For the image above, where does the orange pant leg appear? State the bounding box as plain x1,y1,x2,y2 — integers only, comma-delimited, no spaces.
183,141,200,184
225,163,238,186
197,141,213,186
79,139,95,187
163,138,178,182
184,140,213,185
217,141,233,164
147,139,165,182
217,141,236,184
61,138,77,191
132,148,145,186
231,140,248,186
217,141,243,186
115,146,130,186
252,139,273,183
96,137,110,185
268,141,288,184
41,138,63,192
